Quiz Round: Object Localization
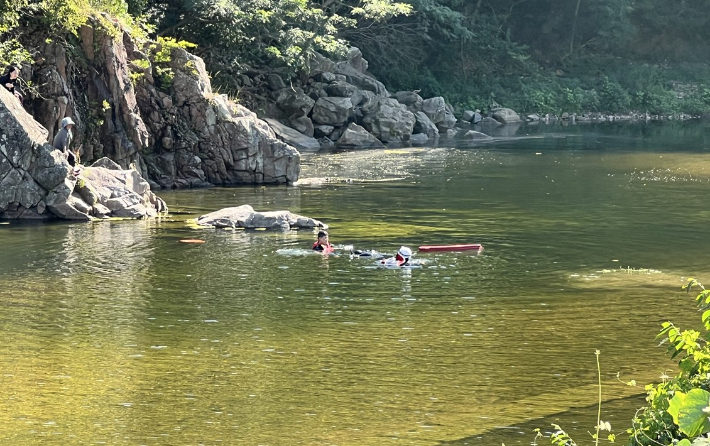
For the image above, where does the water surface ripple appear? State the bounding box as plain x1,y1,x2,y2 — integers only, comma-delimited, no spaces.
1,122,709,445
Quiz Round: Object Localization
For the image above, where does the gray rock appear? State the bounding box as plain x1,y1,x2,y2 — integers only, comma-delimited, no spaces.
337,123,385,149
196,204,327,231
393,91,423,111
91,203,111,218
357,91,377,110
78,160,167,218
315,72,337,83
361,98,415,143
491,107,522,124
312,97,353,126
436,111,457,132
265,118,320,153
462,110,475,122
325,81,364,107
332,50,388,97
272,88,315,118
239,74,252,87
318,137,335,150
290,116,315,137
464,130,493,140
70,192,93,215
526,114,540,122
481,117,502,126
91,157,122,170
266,73,287,90
29,145,70,191
345,47,369,73
413,111,439,138
409,133,429,145
422,97,447,124
314,125,335,138
46,177,91,221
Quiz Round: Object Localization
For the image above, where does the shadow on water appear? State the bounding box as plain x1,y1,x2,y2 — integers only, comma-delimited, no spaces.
435,394,647,446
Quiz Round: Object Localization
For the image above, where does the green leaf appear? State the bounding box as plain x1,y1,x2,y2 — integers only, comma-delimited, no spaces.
668,389,710,437
678,440,692,446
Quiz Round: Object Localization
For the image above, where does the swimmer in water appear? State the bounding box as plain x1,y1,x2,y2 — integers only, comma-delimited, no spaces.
312,230,334,253
380,246,412,267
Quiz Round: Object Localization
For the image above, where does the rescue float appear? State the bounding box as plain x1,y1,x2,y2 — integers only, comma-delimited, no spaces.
418,244,483,253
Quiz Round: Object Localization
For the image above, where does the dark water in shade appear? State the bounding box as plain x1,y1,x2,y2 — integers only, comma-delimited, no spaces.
2,121,710,445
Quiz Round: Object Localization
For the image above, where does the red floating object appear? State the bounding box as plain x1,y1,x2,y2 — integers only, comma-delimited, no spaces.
179,239,206,244
418,244,483,252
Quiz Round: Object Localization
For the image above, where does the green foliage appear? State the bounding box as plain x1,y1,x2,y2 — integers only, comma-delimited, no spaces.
667,389,710,437
142,0,411,84
148,36,197,91
627,279,710,446
550,424,578,446
0,40,32,68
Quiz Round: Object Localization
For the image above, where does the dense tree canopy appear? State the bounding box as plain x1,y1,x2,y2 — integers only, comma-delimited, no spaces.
1,0,710,113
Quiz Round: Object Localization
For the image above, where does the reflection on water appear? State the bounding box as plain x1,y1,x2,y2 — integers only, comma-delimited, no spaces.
1,122,709,445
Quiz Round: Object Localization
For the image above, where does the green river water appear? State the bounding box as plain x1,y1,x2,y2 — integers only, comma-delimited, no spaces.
2,121,710,445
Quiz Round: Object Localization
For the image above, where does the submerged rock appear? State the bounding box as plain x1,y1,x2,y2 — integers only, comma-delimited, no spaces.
196,205,327,231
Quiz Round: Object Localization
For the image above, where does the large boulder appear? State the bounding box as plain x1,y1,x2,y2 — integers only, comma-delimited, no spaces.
422,97,447,124
311,97,353,126
272,87,315,118
361,98,416,143
491,107,522,124
413,111,439,138
325,81,364,107
436,110,457,132
265,118,320,153
289,116,315,138
337,123,385,149
78,157,168,218
196,204,327,231
393,91,424,112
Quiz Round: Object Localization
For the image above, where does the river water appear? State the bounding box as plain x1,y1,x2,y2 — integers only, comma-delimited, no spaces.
1,121,709,445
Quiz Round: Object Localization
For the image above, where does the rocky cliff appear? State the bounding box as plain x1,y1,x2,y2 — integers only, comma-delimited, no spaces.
18,18,299,189
0,85,166,220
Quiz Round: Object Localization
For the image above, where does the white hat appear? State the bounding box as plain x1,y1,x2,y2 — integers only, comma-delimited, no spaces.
61,117,75,128
398,246,412,259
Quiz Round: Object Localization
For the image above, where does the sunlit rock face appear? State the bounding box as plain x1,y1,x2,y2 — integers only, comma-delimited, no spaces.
22,19,300,189
0,86,166,221
196,205,328,231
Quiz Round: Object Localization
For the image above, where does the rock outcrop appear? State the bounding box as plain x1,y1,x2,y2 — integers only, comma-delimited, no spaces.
0,86,166,220
258,48,458,150
21,18,300,189
196,205,327,231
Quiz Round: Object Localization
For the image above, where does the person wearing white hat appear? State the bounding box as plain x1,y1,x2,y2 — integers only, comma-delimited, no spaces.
381,246,413,267
52,116,77,167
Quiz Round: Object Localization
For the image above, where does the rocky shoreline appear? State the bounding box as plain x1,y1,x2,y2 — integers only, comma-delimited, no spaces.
1,16,704,221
